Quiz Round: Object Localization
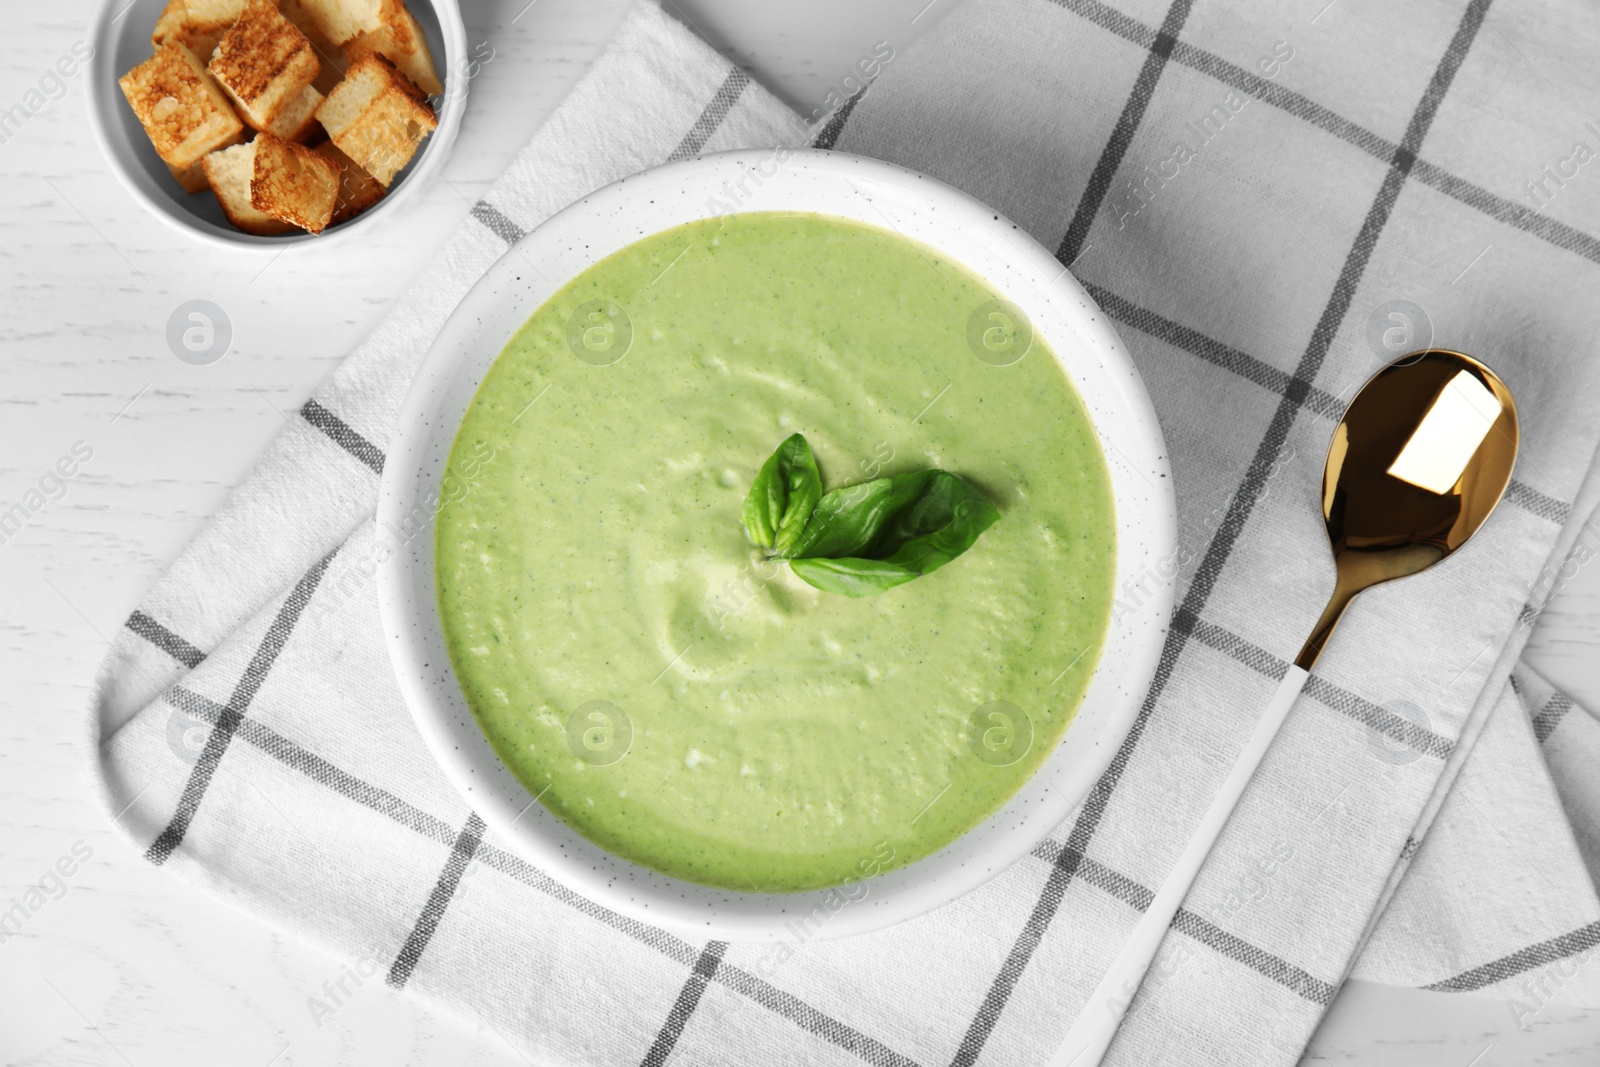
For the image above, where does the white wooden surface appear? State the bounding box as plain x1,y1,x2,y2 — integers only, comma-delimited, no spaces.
3,0,1599,1063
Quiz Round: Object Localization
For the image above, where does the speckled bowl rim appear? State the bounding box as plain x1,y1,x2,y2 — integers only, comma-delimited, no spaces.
378,149,1176,943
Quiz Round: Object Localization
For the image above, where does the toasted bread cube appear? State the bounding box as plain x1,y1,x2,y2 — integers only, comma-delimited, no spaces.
280,0,348,93
314,141,385,225
204,140,294,234
167,158,210,193
119,42,244,170
250,131,339,233
208,0,320,129
168,125,242,191
316,55,436,186
266,84,324,143
151,0,249,61
292,0,390,45
344,6,441,96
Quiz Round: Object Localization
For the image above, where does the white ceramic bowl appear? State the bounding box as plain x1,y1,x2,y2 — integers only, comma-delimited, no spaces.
85,0,466,250
379,149,1176,942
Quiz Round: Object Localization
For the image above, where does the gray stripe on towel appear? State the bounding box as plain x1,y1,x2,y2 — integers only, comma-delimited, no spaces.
126,609,206,669
145,550,335,865
1030,839,1339,1004
471,201,527,246
668,68,751,161
1532,692,1575,743
301,398,385,476
1425,920,1600,992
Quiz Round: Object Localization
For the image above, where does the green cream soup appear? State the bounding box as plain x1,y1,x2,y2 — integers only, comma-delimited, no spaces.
437,212,1115,892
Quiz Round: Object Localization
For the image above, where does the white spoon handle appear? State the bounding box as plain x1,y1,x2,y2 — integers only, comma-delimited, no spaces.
1047,665,1310,1067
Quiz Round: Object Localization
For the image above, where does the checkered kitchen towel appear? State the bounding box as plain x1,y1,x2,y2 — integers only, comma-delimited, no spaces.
90,0,1600,1063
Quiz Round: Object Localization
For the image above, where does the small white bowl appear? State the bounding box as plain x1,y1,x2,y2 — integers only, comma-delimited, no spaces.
378,150,1176,942
85,0,466,250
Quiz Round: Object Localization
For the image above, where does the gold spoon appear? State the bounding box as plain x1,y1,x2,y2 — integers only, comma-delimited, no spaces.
1051,350,1518,1066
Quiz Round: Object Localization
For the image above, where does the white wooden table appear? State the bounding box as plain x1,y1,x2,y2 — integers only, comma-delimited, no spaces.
3,0,1598,1062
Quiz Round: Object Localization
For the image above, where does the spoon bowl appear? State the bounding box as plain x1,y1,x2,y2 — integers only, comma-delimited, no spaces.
1299,350,1519,667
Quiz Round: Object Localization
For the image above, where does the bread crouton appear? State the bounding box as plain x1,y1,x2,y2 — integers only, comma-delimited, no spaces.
281,0,349,93
315,55,436,186
208,0,321,129
291,0,390,46
314,141,385,224
250,131,340,233
168,125,242,191
167,158,211,193
203,140,293,234
266,84,324,143
119,42,244,170
344,5,441,97
150,0,249,62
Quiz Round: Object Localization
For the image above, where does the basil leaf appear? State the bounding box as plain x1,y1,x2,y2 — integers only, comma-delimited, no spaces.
788,469,1000,597
741,433,823,555
788,555,924,597
785,475,911,559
